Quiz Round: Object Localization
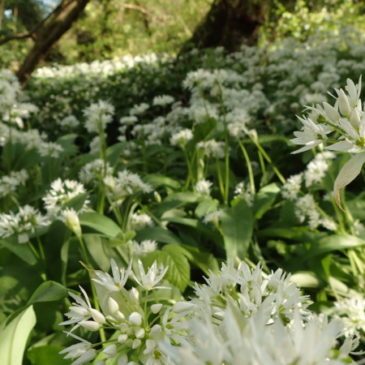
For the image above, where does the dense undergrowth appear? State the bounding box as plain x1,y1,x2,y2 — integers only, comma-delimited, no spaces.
1,29,365,364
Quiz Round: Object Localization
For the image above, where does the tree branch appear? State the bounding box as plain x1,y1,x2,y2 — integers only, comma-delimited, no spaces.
0,31,33,46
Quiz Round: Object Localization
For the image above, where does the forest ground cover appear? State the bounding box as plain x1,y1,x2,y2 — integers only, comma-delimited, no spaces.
2,28,365,364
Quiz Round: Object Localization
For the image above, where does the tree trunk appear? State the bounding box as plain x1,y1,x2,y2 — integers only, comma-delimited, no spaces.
181,0,270,52
16,0,90,85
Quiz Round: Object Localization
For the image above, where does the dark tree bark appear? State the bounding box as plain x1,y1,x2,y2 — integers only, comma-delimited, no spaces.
181,0,270,52
16,0,90,85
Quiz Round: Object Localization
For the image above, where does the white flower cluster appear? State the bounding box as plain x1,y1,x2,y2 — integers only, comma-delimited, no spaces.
103,170,151,205
281,152,337,231
79,158,113,185
234,181,254,206
194,179,212,196
61,260,357,365
0,169,28,198
0,205,50,243
43,178,89,218
83,100,114,133
129,212,154,231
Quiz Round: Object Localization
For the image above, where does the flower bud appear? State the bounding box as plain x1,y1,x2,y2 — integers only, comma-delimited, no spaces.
135,328,145,339
90,308,106,324
151,303,162,314
107,296,119,314
132,339,141,349
80,320,101,331
63,209,82,239
129,287,139,302
173,301,195,313
338,89,352,116
128,312,142,326
117,354,128,365
118,334,128,343
103,344,117,358
74,349,96,365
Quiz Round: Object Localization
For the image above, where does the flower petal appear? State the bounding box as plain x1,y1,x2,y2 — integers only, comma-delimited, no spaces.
334,152,365,206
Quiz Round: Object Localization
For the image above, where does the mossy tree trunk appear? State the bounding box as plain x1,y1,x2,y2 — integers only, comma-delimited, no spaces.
181,0,272,52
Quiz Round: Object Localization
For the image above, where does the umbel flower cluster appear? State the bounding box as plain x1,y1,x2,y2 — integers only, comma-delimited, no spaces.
291,77,365,204
61,260,358,365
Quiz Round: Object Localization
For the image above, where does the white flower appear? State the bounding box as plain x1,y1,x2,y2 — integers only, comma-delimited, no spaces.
282,174,303,200
83,100,114,133
132,260,168,291
93,259,131,292
129,213,154,231
62,208,82,238
0,205,50,243
194,179,212,195
170,129,193,147
153,95,174,106
60,286,105,332
132,240,157,256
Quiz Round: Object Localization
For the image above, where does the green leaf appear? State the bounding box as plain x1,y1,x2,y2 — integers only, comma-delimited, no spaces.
27,281,67,306
0,306,36,365
136,227,182,245
181,244,219,274
253,183,280,219
306,234,365,258
27,345,69,365
144,174,181,189
83,234,111,271
221,199,253,259
0,237,37,265
79,212,122,237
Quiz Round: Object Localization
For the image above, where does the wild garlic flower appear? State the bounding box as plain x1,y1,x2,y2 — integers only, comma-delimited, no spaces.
194,179,212,195
170,129,193,148
281,174,303,200
129,212,154,231
93,259,131,292
59,333,96,365
131,240,157,257
43,178,89,217
62,208,82,239
334,296,365,336
131,260,168,291
62,260,357,364
58,115,79,129
234,181,254,206
61,286,105,332
0,205,50,243
79,158,113,185
197,140,225,159
103,170,151,205
304,151,335,187
291,78,365,203
153,95,174,106
130,102,149,116
203,210,223,225
83,100,114,133
0,169,28,198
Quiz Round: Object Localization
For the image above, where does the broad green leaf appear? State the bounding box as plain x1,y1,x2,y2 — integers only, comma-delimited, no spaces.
181,244,219,273
83,234,111,271
306,234,365,258
136,227,182,245
195,198,219,218
27,281,67,306
27,345,69,365
79,212,122,237
144,174,181,189
334,152,365,206
221,199,253,259
0,237,37,265
0,306,36,365
253,183,280,219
